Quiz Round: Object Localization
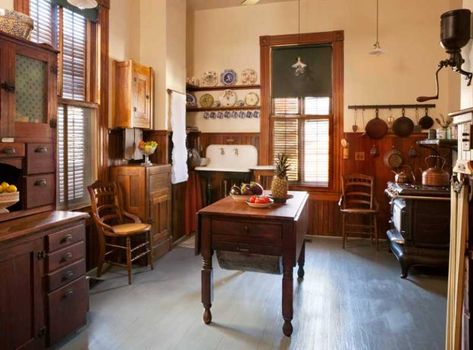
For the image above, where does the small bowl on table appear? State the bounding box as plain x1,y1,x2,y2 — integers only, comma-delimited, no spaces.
230,194,251,202
0,191,19,214
246,198,274,209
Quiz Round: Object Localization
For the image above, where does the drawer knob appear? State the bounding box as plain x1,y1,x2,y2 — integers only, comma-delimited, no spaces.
62,252,73,261
35,146,48,153
34,179,47,187
3,147,16,154
237,246,250,253
62,234,73,243
63,289,74,298
244,226,249,232
62,270,75,281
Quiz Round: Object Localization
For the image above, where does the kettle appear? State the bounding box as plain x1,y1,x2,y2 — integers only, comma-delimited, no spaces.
421,155,450,187
392,165,415,184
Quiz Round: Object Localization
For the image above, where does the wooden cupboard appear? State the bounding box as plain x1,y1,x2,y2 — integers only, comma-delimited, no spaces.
0,211,88,349
111,60,153,129
110,165,171,260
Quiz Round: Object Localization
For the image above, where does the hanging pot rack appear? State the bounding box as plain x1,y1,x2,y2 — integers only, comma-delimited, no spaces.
348,104,436,110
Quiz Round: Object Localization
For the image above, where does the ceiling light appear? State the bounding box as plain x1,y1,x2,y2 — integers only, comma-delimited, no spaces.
67,0,98,10
369,0,385,55
241,0,261,5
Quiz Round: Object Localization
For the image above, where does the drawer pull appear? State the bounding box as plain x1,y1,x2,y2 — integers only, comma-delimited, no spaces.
244,226,249,232
3,147,16,154
237,247,250,253
63,289,74,298
34,146,48,153
226,138,235,143
62,270,75,281
133,107,137,112
61,234,73,243
34,179,47,187
62,252,73,261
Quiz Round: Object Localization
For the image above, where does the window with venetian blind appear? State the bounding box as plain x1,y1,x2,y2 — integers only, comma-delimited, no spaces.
29,0,97,209
271,45,332,187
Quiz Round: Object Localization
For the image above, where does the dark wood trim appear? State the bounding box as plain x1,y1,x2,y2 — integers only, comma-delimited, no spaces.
187,84,261,92
59,98,99,109
14,0,29,15
97,0,110,9
259,30,344,195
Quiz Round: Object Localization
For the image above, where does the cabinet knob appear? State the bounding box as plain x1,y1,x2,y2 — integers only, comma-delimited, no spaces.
35,146,48,153
62,270,75,281
63,252,73,261
62,234,73,243
0,82,15,93
244,225,249,232
133,107,137,112
34,179,47,187
63,289,74,298
146,95,150,99
2,147,15,154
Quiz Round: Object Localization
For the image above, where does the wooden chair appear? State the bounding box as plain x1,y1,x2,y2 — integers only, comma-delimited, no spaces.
338,174,379,250
88,181,153,285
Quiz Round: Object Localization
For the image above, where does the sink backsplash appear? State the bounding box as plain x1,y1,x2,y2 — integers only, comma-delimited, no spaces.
205,144,258,169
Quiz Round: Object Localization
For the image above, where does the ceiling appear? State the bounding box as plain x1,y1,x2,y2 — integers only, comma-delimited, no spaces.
187,0,296,11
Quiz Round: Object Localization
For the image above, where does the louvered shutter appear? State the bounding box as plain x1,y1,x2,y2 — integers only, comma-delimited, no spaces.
29,0,54,45
273,118,299,181
61,8,86,100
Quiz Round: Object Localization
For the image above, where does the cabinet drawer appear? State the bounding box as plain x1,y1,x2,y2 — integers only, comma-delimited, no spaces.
48,277,88,346
0,142,24,158
47,224,85,252
211,219,282,243
47,259,86,292
26,143,54,174
47,241,84,272
23,173,55,208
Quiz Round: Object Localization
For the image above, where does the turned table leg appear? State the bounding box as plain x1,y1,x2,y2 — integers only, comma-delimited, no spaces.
282,260,293,336
202,253,213,324
297,240,306,281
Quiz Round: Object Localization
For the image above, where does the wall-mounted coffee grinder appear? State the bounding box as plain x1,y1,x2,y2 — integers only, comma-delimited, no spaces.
417,9,472,102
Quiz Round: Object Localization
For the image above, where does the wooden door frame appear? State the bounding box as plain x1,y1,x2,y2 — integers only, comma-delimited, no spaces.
259,30,344,195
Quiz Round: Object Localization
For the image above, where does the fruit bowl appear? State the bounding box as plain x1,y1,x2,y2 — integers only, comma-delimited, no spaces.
230,194,251,202
0,191,19,213
246,198,274,209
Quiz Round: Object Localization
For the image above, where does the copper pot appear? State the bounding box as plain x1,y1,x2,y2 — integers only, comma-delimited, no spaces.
393,165,415,184
421,155,450,186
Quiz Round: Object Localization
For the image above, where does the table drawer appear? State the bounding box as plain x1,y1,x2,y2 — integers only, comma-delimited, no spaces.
48,277,88,346
26,143,54,174
211,219,282,243
0,142,24,158
23,173,55,208
47,241,84,272
213,240,282,256
47,224,85,252
47,259,86,292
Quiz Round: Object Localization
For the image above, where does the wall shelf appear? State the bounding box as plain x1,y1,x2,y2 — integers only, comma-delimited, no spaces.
187,106,260,112
186,84,261,92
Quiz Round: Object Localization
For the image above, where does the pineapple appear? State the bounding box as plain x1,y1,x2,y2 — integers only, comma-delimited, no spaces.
271,154,290,199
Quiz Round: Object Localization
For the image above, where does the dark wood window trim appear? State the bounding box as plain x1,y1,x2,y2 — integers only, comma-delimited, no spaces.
15,0,110,182
259,30,344,194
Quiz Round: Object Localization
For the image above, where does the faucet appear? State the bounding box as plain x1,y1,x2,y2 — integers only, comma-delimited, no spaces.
234,148,239,156
220,147,225,155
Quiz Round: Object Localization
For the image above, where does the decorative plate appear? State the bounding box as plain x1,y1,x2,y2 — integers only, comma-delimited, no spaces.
220,90,237,107
186,93,197,107
199,93,214,108
246,198,274,209
217,111,224,119
245,92,259,106
232,111,238,118
236,100,245,107
246,111,253,118
253,110,260,119
203,111,210,119
220,69,237,86
201,71,218,87
209,111,216,119
224,111,231,119
239,111,246,119
241,68,257,85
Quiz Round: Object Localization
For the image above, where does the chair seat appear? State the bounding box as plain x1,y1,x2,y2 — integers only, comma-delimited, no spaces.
111,223,151,235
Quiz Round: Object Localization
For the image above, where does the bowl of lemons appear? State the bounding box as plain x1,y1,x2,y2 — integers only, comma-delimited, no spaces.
0,181,19,214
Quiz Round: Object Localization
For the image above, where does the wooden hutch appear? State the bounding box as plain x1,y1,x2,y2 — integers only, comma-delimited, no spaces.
0,32,88,349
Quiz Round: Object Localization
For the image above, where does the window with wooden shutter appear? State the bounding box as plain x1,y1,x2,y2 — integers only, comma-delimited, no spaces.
28,0,98,209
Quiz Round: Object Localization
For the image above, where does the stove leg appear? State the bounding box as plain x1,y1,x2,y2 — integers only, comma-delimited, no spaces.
400,260,409,279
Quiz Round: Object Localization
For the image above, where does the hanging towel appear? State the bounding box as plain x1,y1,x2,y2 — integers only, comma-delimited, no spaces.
169,91,188,184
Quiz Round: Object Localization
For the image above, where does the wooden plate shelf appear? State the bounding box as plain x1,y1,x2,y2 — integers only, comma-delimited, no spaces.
187,106,261,112
186,84,261,92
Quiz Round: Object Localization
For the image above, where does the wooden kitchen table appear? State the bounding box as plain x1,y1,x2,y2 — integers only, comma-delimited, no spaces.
196,191,309,336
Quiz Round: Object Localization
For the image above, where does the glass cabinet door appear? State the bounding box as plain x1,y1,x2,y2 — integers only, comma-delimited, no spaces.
15,54,47,124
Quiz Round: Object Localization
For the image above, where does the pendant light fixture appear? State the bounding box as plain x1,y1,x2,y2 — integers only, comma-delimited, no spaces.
292,0,307,76
241,0,260,5
67,0,98,10
369,0,385,56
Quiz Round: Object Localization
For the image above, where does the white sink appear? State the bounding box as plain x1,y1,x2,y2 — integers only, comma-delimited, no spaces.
195,144,258,173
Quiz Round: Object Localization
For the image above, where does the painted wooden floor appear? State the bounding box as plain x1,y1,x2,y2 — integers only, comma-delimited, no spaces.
59,238,447,350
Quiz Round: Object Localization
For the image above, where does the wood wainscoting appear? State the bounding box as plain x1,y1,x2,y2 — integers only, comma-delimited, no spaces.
199,132,260,153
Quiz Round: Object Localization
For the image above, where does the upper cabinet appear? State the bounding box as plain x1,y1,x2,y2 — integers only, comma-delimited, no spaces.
111,60,154,129
0,33,58,142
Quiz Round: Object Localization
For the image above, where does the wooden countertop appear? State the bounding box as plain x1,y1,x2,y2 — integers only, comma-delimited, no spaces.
0,211,89,243
198,191,309,221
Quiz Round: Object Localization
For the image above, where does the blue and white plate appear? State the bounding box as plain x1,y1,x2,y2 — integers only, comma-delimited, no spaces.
186,93,197,107
220,69,237,86
239,111,246,119
253,110,260,119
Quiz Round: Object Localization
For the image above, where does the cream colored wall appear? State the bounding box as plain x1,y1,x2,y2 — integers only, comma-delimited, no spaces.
109,0,140,61
0,0,12,9
187,0,461,133
461,0,473,109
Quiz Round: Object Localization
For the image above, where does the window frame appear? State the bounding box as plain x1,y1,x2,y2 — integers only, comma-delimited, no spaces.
15,0,107,209
259,31,344,195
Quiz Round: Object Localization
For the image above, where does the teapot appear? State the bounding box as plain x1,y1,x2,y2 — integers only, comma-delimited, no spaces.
392,165,415,184
421,155,450,187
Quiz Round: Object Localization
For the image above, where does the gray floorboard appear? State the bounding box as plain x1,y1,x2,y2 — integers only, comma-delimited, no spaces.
58,237,447,350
